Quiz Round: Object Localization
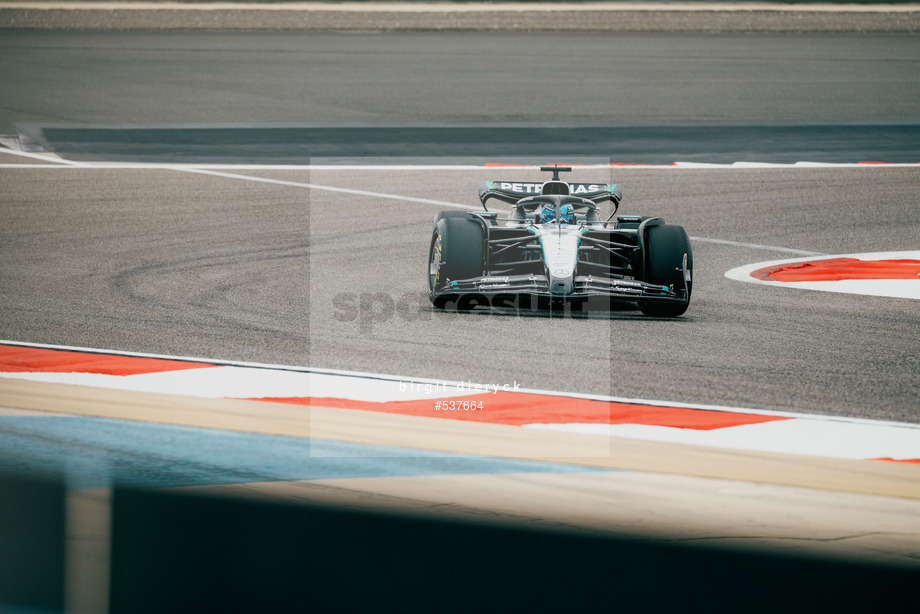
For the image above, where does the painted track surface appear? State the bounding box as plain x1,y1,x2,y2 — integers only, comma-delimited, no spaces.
3,341,918,464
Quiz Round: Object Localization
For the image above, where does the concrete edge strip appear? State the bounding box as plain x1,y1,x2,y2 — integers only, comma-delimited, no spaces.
2,2,919,32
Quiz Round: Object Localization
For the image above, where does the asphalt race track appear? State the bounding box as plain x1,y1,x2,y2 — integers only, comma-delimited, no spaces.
2,162,918,421
1,25,920,612
1,30,918,422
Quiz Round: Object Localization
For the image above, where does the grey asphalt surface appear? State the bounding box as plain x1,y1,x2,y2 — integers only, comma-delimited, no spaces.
1,31,919,423
2,32,920,127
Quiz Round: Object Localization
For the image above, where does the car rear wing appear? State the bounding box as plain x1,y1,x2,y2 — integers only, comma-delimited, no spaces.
478,180,622,209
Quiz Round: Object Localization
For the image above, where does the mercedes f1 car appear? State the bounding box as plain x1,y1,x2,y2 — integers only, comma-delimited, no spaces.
427,166,692,317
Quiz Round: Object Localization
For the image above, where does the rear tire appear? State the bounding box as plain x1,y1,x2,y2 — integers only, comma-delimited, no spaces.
638,224,692,317
428,215,485,308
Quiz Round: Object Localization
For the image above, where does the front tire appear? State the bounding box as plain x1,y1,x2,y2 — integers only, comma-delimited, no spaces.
638,224,692,317
428,215,485,308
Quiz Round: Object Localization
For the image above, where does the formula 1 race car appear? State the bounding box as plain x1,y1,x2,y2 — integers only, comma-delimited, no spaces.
427,166,692,317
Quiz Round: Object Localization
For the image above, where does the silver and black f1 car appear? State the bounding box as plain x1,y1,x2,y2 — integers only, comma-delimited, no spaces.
427,166,692,317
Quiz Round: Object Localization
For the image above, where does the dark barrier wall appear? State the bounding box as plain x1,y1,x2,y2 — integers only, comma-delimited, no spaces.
0,471,65,613
111,487,916,614
0,474,915,613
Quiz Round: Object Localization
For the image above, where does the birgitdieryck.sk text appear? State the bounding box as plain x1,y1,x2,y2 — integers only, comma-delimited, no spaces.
399,380,521,395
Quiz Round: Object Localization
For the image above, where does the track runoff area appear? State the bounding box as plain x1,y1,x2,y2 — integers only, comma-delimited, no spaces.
2,144,920,603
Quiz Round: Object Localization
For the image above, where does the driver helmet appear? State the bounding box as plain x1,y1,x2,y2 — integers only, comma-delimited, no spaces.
541,204,575,224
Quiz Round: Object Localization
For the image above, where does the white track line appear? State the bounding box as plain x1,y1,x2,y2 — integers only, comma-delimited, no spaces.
172,169,836,255
0,164,81,168
0,146,90,166
170,167,480,210
690,237,825,256
3,163,919,170
2,147,918,171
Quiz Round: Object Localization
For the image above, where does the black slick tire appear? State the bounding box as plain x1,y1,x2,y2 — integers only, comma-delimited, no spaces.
639,224,693,317
428,214,485,308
